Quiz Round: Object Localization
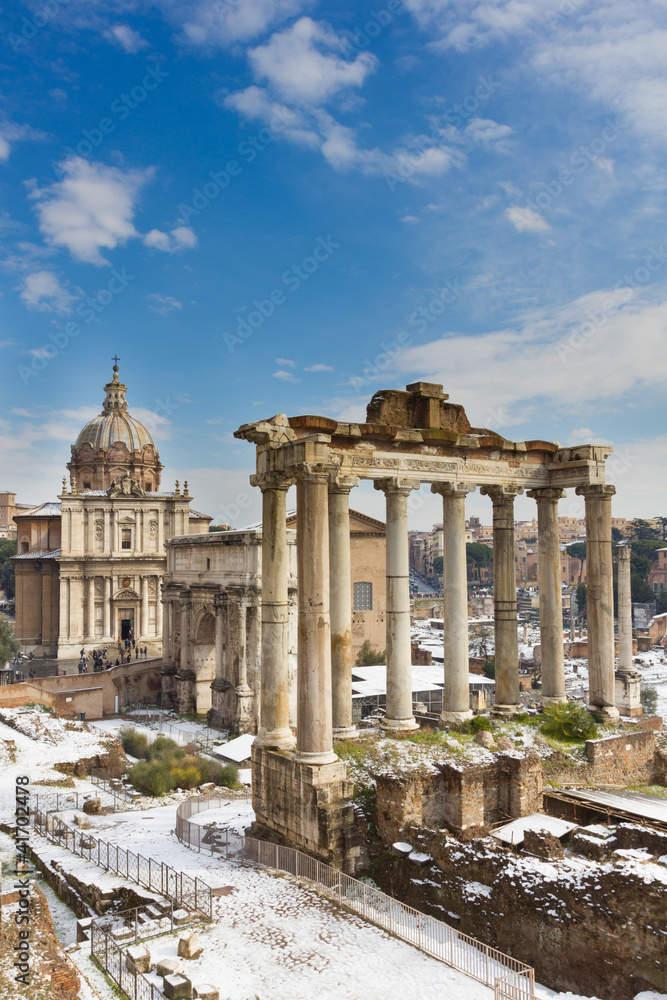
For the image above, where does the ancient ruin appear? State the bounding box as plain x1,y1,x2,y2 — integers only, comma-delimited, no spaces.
235,382,624,867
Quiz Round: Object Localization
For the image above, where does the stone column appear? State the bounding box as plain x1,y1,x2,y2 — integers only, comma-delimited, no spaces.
481,485,522,715
617,543,633,672
254,476,295,750
576,484,619,718
236,600,251,693
86,576,95,640
329,476,359,739
432,483,475,724
156,579,163,639
295,468,337,764
141,575,149,640
375,478,420,732
103,576,111,640
180,591,192,671
527,488,567,704
103,508,110,553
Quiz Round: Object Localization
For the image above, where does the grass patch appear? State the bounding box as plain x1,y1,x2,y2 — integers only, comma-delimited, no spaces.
626,784,667,799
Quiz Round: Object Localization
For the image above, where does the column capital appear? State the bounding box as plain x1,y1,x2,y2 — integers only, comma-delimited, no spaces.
250,472,292,492
292,462,335,485
616,543,632,560
526,487,566,501
431,482,476,498
575,483,616,500
480,484,523,502
328,474,359,495
374,477,420,496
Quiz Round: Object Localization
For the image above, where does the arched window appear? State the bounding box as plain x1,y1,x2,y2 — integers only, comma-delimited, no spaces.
21,540,29,553
353,582,373,611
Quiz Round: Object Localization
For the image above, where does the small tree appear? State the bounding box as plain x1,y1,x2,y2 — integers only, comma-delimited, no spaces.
0,615,20,668
355,639,386,666
641,687,658,716
575,583,587,614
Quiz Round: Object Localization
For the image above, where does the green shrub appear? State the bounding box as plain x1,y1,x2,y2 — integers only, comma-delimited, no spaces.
641,686,658,716
540,701,598,741
119,726,149,760
129,760,172,796
147,736,181,761
214,763,239,788
169,765,200,790
482,658,495,679
470,715,493,733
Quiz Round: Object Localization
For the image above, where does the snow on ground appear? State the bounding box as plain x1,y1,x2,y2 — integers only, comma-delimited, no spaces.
91,711,228,747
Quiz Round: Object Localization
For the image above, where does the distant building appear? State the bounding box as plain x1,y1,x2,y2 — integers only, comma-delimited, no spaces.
13,363,211,658
0,491,35,541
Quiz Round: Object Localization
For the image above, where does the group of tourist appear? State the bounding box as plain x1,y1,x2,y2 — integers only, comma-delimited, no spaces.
76,641,150,673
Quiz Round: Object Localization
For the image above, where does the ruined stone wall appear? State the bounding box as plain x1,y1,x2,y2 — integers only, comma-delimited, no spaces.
584,729,657,784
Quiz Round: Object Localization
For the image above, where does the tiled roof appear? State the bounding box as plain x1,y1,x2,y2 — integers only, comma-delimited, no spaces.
13,548,61,560
15,502,61,517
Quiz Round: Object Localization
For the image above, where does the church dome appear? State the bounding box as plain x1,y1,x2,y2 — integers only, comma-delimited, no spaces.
68,362,163,492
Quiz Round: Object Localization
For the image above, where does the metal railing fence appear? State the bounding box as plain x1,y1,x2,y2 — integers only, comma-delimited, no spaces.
174,793,534,997
91,921,164,1000
32,807,212,920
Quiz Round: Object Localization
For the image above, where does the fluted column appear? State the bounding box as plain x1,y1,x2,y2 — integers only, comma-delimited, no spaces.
528,488,567,704
577,484,618,717
617,543,633,672
375,478,420,732
86,576,95,640
481,485,522,715
103,576,111,640
103,508,110,554
214,591,226,678
236,600,251,693
432,483,475,723
254,476,295,750
156,579,163,639
329,475,359,739
295,467,337,763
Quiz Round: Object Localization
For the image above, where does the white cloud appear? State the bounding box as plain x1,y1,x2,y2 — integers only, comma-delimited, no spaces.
504,205,550,233
144,226,198,253
403,0,543,51
401,215,419,225
248,17,378,106
148,293,182,317
19,271,78,314
463,117,513,146
0,121,47,162
29,157,152,265
390,286,667,421
304,363,334,372
179,0,309,48
105,24,148,52
273,369,300,383
275,357,296,366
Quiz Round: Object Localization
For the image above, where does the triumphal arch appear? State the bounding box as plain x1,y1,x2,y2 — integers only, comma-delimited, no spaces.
236,382,618,868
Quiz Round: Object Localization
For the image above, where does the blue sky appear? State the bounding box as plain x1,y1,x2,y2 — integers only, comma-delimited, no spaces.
1,0,666,529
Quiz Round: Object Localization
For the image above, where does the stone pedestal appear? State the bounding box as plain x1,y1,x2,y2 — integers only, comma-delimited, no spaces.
615,670,643,717
251,744,361,872
576,484,619,719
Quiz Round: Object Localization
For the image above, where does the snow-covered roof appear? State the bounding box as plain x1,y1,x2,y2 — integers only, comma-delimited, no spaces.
491,813,576,846
13,548,61,560
211,733,255,763
350,664,493,698
15,501,61,517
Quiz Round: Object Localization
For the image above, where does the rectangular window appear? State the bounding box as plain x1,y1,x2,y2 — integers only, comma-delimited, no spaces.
206,558,211,570
121,528,132,550
353,581,373,611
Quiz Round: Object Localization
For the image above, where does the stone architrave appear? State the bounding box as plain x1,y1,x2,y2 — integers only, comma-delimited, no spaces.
480,485,523,715
527,488,567,704
374,478,420,732
328,475,359,740
254,475,295,750
432,482,475,724
576,484,619,718
295,466,337,764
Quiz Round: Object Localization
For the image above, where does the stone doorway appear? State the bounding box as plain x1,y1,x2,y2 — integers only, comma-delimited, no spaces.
119,608,135,640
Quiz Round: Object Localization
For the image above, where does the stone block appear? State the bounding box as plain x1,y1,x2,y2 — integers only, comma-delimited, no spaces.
178,930,203,960
496,736,514,751
157,958,185,977
163,975,193,999
126,944,152,974
193,986,219,1000
523,828,564,860
392,841,413,857
199,782,215,793
74,812,91,828
475,730,497,749
76,917,93,943
172,908,190,925
83,797,102,814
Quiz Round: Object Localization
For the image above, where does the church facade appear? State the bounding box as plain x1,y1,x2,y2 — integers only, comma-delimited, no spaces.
13,364,211,658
